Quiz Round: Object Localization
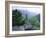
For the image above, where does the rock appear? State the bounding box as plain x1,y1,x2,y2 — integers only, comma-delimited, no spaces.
12,24,34,31
12,25,25,31
24,24,33,30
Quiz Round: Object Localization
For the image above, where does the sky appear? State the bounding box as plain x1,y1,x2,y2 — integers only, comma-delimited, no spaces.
12,6,41,17
12,6,40,15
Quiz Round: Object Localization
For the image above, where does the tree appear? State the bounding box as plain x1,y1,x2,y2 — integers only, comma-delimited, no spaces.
12,9,25,26
29,16,40,30
25,14,30,24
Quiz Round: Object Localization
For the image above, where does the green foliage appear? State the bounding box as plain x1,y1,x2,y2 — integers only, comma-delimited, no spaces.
12,9,40,30
25,14,28,24
29,16,40,30
12,9,25,26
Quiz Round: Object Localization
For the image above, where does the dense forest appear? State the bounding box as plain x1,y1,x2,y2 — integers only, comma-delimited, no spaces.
12,9,40,31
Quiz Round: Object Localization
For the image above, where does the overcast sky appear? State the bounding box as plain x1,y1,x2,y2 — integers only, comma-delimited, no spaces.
12,6,40,15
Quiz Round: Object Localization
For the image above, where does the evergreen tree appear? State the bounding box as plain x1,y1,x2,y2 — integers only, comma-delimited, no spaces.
25,14,29,24
12,9,25,26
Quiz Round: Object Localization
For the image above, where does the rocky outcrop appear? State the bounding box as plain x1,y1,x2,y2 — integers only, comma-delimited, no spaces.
12,25,24,31
12,24,34,31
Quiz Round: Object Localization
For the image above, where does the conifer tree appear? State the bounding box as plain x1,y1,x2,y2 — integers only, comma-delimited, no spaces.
12,9,25,26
